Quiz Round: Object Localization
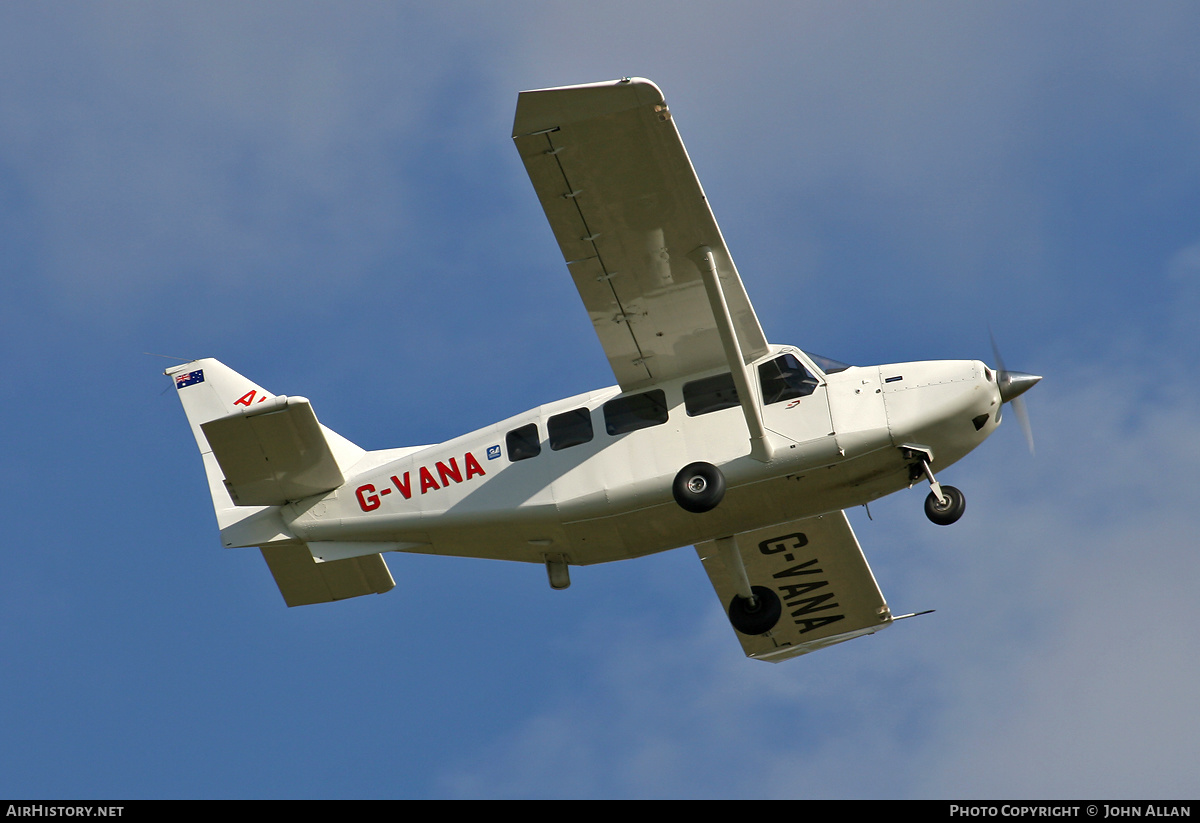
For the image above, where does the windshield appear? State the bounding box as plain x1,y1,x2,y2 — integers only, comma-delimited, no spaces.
803,352,854,375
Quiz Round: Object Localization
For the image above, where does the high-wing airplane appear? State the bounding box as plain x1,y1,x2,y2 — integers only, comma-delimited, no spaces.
166,78,1040,662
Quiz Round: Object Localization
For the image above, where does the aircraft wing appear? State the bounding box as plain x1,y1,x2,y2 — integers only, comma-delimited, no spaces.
695,511,893,662
513,78,770,392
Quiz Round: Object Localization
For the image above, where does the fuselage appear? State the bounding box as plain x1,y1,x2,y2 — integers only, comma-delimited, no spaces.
278,347,1002,566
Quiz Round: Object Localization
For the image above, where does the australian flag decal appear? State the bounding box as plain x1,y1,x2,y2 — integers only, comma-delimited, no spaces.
175,369,204,389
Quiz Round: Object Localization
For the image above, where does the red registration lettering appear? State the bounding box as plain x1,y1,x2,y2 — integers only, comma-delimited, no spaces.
436,458,462,486
356,484,381,512
419,466,439,494
464,452,486,479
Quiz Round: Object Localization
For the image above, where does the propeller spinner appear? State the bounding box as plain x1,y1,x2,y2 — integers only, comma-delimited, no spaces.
990,332,1041,454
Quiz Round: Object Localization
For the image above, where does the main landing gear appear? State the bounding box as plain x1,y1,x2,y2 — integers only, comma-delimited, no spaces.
904,447,966,526
728,585,783,635
672,461,726,513
714,536,782,635
675,463,780,634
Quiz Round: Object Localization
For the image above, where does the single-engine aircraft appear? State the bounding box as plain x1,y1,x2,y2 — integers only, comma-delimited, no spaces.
167,78,1040,662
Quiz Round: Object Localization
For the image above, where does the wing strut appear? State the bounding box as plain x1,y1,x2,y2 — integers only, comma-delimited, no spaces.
692,246,774,462
714,535,755,601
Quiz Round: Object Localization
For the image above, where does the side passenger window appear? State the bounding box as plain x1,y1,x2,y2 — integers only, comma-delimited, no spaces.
603,390,668,435
548,408,593,450
506,423,541,462
684,373,739,416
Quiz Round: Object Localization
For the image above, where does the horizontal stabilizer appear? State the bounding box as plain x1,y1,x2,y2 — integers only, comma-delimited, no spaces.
201,396,344,506
261,544,395,607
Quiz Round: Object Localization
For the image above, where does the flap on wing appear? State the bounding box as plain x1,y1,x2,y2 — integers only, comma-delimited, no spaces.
513,78,769,391
260,544,395,607
696,512,892,663
201,396,345,506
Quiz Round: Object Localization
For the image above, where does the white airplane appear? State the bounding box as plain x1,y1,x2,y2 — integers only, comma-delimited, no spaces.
167,78,1040,662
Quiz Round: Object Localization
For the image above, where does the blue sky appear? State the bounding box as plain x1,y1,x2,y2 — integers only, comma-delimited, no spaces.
2,2,1198,799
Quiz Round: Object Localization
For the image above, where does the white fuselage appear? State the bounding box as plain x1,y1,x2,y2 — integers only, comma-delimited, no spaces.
278,348,1003,566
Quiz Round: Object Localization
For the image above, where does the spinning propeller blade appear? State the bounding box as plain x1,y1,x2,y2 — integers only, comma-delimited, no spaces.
990,330,1041,455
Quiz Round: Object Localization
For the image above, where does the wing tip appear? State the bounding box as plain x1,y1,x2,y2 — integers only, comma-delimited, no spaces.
513,77,665,137
517,76,661,96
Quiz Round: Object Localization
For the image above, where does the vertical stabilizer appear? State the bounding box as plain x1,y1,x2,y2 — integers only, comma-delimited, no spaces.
167,360,395,606
166,359,294,545
165,359,362,547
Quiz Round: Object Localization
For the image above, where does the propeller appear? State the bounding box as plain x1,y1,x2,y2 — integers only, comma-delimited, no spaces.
990,330,1041,455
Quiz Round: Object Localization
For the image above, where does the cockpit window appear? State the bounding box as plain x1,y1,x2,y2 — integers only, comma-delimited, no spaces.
804,352,853,375
759,354,819,404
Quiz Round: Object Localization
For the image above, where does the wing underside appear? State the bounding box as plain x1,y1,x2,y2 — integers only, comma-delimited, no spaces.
513,78,769,391
696,512,892,662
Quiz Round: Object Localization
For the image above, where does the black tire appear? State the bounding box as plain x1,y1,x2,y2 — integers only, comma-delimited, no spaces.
672,462,726,513
728,586,782,635
925,485,966,525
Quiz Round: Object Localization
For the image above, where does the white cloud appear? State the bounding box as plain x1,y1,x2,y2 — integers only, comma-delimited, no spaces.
0,4,517,324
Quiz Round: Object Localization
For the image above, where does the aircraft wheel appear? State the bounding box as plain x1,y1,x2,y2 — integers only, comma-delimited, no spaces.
728,586,782,635
925,485,966,525
672,462,726,513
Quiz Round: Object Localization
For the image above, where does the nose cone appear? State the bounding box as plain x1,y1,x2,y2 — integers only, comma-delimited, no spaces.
999,370,1041,404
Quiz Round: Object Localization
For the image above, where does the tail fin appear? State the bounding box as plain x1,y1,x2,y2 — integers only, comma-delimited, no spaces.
165,359,364,547
167,359,394,607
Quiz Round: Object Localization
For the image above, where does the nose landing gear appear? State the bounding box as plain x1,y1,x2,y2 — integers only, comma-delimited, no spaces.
924,484,966,525
903,446,967,526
